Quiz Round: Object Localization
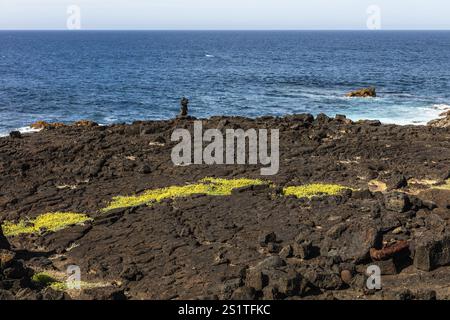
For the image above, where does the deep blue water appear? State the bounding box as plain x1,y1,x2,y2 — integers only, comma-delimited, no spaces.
1,31,450,135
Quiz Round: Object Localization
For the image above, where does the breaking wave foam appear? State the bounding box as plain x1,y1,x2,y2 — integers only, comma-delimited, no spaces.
0,126,41,137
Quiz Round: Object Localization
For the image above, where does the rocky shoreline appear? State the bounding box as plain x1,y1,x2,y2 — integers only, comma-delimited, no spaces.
1,113,450,300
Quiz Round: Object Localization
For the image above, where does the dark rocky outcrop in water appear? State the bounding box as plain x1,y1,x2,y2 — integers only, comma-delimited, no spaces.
346,87,376,97
1,114,450,300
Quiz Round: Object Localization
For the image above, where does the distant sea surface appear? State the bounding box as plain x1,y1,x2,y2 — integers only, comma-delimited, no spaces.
1,31,450,135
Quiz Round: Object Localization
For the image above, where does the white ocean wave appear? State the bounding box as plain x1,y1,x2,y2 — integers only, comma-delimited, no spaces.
0,126,41,137
18,126,41,134
431,104,450,111
345,103,450,126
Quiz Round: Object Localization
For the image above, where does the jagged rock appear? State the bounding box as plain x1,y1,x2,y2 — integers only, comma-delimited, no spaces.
14,288,41,300
245,270,265,291
0,289,16,300
30,121,65,130
154,135,166,144
279,245,293,259
231,287,256,300
286,113,314,124
415,289,437,300
357,120,382,126
352,189,373,200
346,87,376,97
253,256,285,272
442,169,450,181
326,223,348,240
379,212,402,232
304,268,343,290
263,268,306,297
267,243,281,253
79,287,126,300
30,120,97,130
432,208,450,220
349,274,367,290
73,120,98,127
120,264,143,281
138,164,151,174
424,214,446,231
384,192,411,213
321,218,381,263
0,249,41,300
221,278,242,299
335,114,353,124
259,232,277,247
413,231,450,271
35,224,92,254
262,286,279,300
293,240,314,260
9,131,22,139
41,287,70,300
372,259,398,275
427,110,450,128
418,189,450,209
196,295,219,300
0,249,15,267
386,174,408,191
315,113,331,124
0,227,10,250
383,289,437,301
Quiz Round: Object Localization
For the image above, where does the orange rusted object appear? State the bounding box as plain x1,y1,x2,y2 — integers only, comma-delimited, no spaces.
370,240,409,261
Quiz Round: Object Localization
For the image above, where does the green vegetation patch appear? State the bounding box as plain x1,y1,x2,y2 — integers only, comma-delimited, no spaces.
2,212,93,237
103,177,266,211
32,272,109,291
32,272,59,287
435,179,450,191
283,183,351,199
31,272,67,291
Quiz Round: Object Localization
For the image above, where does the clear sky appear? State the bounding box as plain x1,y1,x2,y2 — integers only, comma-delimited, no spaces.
0,0,449,30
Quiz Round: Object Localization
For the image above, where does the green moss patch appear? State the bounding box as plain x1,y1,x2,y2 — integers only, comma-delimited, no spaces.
103,177,266,212
283,183,351,199
2,212,92,237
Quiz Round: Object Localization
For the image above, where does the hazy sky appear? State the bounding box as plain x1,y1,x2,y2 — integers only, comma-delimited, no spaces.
0,0,449,30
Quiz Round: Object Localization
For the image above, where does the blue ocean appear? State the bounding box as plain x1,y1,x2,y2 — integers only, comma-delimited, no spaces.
1,31,450,135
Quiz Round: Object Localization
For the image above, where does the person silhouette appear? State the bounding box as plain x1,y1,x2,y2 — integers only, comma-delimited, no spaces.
179,97,189,117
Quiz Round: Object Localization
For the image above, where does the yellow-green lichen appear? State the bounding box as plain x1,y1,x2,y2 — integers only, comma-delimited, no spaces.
102,177,266,212
1,212,93,237
31,272,68,291
199,177,266,195
50,280,110,291
368,180,388,193
283,183,351,199
32,272,59,287
435,179,450,191
32,272,67,290
32,272,109,291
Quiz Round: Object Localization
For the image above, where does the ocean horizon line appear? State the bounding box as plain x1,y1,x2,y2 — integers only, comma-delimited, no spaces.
1,28,450,32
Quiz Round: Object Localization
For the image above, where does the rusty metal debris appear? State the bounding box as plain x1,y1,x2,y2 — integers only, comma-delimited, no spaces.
370,240,409,261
